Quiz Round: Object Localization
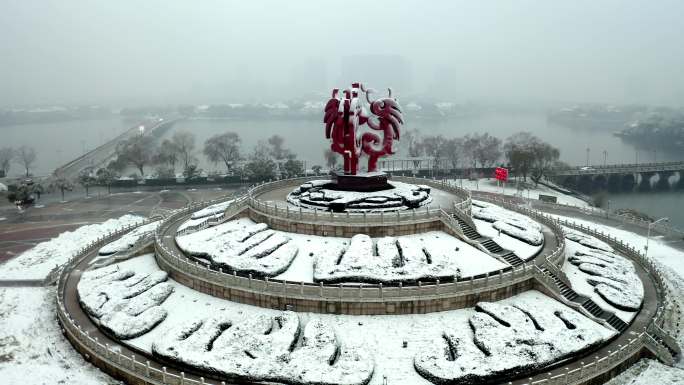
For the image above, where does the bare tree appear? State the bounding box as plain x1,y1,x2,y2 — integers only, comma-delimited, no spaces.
203,132,241,172
471,133,502,168
96,167,119,194
503,132,538,181
77,167,97,196
15,145,36,177
0,147,14,176
442,138,464,173
420,135,447,175
50,173,74,202
155,139,179,171
267,135,287,160
116,135,156,176
403,129,423,169
171,131,197,171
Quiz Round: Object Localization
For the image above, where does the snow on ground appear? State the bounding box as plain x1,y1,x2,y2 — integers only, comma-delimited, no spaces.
0,287,116,385
288,179,432,212
448,178,589,207
0,214,144,280
78,264,174,339
567,244,643,311
563,239,638,323
549,214,684,351
103,254,611,385
562,226,614,253
474,218,542,261
414,291,615,384
190,199,233,220
178,219,507,283
176,218,298,277
313,232,506,284
98,220,160,255
472,200,544,246
606,359,684,385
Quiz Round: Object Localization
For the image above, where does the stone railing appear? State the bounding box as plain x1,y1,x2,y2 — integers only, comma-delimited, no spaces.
43,218,153,285
528,331,648,384
153,191,568,309
529,199,684,239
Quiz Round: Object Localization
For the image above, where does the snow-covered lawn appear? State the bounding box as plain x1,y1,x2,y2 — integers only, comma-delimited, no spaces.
78,264,175,339
176,218,298,277
0,287,115,385
562,229,643,321
0,214,144,280
177,213,221,233
178,219,508,283
550,214,684,348
414,292,614,384
288,179,432,212
98,220,160,256
449,178,589,207
87,254,612,385
313,232,506,284
472,200,545,247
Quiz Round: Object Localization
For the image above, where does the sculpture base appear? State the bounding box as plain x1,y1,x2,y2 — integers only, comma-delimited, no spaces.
332,171,391,192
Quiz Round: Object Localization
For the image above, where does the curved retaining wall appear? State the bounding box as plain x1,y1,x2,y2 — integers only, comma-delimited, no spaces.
152,179,566,315
55,201,677,385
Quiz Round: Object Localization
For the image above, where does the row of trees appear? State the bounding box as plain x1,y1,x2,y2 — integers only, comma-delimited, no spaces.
401,130,561,183
108,130,306,182
0,145,37,177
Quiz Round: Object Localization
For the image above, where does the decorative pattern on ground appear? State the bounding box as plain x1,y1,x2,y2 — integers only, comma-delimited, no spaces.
472,200,543,246
563,227,644,312
287,179,432,212
176,218,298,277
77,264,174,339
314,234,461,284
152,313,374,385
414,294,614,384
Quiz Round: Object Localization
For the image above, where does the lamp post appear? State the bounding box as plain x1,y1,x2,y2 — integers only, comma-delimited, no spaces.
586,147,590,167
645,217,669,258
603,150,607,167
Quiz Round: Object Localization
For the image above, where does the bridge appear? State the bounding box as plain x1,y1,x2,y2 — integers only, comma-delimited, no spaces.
52,117,181,180
550,161,684,193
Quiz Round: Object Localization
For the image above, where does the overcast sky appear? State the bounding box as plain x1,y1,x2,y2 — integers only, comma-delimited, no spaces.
2,0,683,106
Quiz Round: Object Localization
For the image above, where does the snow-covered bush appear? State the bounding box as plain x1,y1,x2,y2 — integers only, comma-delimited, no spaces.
287,179,432,212
414,295,613,384
152,313,374,385
77,264,174,339
472,200,543,245
314,234,459,284
176,219,298,277
98,220,160,256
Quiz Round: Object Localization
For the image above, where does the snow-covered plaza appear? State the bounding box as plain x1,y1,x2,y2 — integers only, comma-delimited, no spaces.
2,177,683,385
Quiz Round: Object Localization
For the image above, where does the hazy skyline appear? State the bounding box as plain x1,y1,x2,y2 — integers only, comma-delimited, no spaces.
2,0,684,107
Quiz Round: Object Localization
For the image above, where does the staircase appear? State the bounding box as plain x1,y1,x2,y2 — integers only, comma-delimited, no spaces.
538,266,629,333
453,215,526,268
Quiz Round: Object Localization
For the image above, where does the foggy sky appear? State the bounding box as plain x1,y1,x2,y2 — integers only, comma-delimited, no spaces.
2,0,684,107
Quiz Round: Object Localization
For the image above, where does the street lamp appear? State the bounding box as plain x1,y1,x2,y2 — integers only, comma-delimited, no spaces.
645,217,669,258
603,150,607,167
586,147,590,167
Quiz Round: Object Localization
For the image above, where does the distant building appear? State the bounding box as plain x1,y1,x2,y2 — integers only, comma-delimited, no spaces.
338,54,412,93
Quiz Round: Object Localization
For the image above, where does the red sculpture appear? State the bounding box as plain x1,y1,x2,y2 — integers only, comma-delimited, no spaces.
324,83,403,175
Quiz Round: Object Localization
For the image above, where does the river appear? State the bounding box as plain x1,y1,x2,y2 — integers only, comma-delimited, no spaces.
3,112,684,227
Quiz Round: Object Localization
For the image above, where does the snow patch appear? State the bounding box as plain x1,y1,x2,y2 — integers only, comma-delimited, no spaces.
98,220,160,256
0,214,144,280
472,200,543,246
414,292,614,384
